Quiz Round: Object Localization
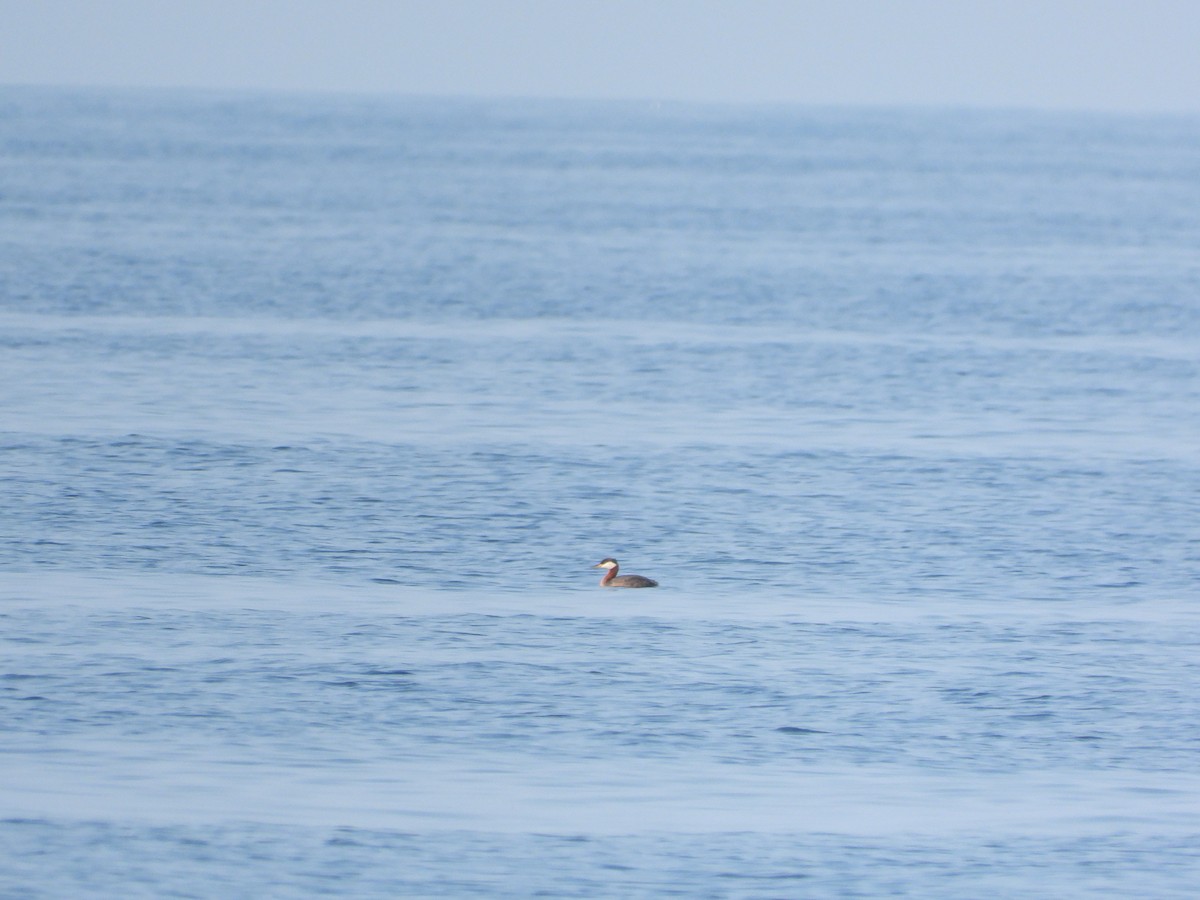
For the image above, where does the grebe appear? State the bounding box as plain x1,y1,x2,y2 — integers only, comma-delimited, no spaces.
593,558,658,588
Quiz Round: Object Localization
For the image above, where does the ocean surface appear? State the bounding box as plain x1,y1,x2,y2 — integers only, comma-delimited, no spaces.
2,86,1200,896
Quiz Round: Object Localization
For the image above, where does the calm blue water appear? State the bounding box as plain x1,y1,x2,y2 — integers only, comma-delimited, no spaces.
3,86,1200,896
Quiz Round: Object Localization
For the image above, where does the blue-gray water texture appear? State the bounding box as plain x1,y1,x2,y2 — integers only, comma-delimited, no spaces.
3,87,1200,897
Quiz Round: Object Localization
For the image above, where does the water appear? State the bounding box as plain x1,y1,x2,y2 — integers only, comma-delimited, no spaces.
2,86,1200,896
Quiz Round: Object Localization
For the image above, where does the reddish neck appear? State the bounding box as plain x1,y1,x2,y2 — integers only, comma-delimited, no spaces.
600,565,618,585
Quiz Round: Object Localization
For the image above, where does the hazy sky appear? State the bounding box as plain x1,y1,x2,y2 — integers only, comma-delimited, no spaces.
3,0,1199,113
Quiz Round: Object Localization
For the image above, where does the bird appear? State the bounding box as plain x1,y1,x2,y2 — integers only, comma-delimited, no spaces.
592,557,658,588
